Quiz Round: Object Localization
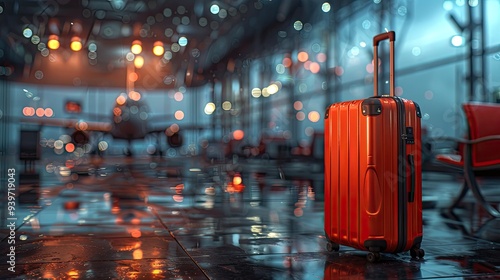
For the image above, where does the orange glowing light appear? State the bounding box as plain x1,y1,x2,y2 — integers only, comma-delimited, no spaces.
282,57,292,67
297,51,309,62
309,62,320,73
133,249,143,260
36,108,45,117
116,95,127,105
44,108,54,117
47,35,60,50
76,121,88,131
174,184,184,194
128,90,141,101
233,129,244,141
65,143,75,153
334,66,344,76
304,61,311,70
67,270,79,278
296,111,305,121
129,72,138,82
169,123,180,133
293,101,303,110
131,229,142,238
316,52,327,63
134,55,144,68
23,107,35,116
65,101,82,113
174,110,184,120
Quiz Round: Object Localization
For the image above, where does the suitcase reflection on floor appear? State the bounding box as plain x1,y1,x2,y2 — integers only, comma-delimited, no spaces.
324,253,423,279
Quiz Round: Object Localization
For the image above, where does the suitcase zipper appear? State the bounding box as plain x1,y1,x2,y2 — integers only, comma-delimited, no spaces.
393,96,408,253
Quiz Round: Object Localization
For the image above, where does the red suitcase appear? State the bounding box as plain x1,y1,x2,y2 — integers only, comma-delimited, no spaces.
324,31,424,262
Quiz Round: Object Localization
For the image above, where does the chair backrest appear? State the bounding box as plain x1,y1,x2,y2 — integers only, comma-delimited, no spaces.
462,102,500,167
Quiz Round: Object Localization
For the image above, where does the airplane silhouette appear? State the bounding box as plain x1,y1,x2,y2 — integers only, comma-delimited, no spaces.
20,92,198,157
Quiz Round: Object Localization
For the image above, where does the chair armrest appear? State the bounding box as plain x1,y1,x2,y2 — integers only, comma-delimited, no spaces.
431,135,500,145
432,135,500,168
460,135,500,145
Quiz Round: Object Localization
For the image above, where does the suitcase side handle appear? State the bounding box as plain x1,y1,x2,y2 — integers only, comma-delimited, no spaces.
408,154,416,203
373,31,395,97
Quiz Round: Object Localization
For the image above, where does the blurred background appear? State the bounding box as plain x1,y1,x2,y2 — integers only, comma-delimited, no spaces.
1,1,500,278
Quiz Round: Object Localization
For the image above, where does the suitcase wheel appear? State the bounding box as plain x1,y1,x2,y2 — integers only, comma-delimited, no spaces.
366,252,381,263
326,241,340,252
410,247,425,259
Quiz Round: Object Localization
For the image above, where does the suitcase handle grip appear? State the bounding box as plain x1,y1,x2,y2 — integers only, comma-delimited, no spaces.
373,31,395,97
408,154,415,203
373,31,396,46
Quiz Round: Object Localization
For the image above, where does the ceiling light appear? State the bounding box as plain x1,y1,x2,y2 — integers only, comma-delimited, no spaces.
70,36,82,51
47,35,60,50
152,41,164,56
131,40,142,55
134,55,144,68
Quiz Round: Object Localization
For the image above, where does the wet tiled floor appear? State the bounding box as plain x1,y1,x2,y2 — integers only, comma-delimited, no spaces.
1,155,499,279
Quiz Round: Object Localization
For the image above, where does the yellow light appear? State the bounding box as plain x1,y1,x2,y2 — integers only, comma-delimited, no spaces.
131,40,142,54
152,41,164,56
70,36,82,51
47,35,60,50
310,62,320,73
222,101,231,110
204,102,216,114
233,174,242,185
134,55,144,68
171,124,180,133
268,84,279,94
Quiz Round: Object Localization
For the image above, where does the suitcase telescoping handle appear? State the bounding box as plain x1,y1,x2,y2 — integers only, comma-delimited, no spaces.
373,31,395,97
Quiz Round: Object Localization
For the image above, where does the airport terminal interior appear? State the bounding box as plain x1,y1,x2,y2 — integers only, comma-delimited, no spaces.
1,0,500,279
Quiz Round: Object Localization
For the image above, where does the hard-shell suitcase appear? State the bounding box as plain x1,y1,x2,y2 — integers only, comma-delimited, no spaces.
324,31,424,262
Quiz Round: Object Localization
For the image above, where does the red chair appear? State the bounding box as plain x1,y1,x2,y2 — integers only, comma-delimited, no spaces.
435,102,500,218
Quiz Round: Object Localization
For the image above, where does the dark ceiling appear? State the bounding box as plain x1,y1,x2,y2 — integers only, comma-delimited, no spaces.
0,0,321,90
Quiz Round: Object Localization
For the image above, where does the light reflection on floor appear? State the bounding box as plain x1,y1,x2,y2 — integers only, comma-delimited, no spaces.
0,155,499,279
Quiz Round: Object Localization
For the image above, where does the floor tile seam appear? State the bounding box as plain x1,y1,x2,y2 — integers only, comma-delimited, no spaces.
148,204,211,279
